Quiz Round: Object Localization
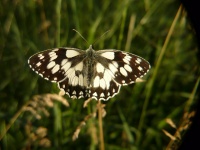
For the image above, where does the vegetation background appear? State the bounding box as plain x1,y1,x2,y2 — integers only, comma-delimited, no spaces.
0,0,199,149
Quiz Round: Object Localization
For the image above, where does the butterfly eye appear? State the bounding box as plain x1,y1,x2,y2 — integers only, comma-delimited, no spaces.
28,46,150,101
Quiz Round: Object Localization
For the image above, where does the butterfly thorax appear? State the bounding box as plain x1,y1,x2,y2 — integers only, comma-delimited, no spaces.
85,45,95,57
85,45,96,87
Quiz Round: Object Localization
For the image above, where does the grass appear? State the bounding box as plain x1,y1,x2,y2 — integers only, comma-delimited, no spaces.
0,0,199,150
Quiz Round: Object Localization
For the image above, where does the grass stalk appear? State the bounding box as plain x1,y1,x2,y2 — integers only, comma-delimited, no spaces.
55,0,62,47
184,77,200,112
53,1,62,146
137,4,183,144
98,100,105,150
0,101,31,141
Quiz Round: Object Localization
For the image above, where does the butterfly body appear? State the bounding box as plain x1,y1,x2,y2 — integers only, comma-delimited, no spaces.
28,45,150,101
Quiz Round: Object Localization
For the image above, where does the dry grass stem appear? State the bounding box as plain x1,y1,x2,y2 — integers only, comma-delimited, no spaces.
59,89,65,96
165,111,195,149
72,100,107,142
83,98,92,108
166,118,177,129
98,100,105,150
25,124,51,148
163,130,176,141
72,112,96,141
45,94,69,107
25,93,69,119
97,103,106,118
0,93,68,141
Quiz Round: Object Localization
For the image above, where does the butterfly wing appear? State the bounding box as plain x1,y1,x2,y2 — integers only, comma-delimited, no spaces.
28,48,90,99
57,58,89,99
96,50,151,85
28,48,85,82
87,49,150,100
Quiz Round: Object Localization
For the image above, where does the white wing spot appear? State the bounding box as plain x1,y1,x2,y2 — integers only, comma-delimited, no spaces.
72,90,76,95
124,64,132,72
136,58,142,64
93,92,98,97
62,62,71,72
124,55,132,61
96,63,104,73
100,52,115,60
65,68,74,76
112,61,118,68
72,76,79,86
52,48,59,52
36,62,42,67
75,62,83,71
66,50,80,58
66,68,75,82
109,63,118,74
38,54,43,57
47,61,56,69
120,67,128,76
49,51,56,57
103,70,112,89
50,55,58,61
54,77,57,81
93,76,100,88
123,58,130,64
61,59,68,66
100,79,106,89
100,93,105,97
138,66,143,71
71,95,77,99
78,74,84,86
38,55,44,60
51,64,60,74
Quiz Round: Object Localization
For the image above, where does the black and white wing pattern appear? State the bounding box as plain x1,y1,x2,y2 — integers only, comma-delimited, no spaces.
28,45,150,101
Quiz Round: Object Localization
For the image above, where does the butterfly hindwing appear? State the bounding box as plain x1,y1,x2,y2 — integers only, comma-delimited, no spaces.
88,61,121,100
58,77,88,99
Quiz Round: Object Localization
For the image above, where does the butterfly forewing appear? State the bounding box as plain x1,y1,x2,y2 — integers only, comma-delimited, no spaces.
96,50,150,85
28,48,85,82
28,45,150,101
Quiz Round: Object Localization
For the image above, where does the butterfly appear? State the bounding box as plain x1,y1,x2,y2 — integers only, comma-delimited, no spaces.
28,45,150,101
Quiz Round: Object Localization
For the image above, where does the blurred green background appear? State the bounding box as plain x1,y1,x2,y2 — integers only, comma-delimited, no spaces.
0,0,199,149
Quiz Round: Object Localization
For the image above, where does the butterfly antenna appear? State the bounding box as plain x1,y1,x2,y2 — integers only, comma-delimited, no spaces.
93,30,110,45
73,29,89,45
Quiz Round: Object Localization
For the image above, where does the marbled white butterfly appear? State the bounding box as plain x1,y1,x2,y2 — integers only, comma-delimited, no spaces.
28,45,150,101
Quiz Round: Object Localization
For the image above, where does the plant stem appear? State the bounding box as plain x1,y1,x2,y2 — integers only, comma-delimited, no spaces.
137,4,183,145
98,100,105,150
0,101,31,141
